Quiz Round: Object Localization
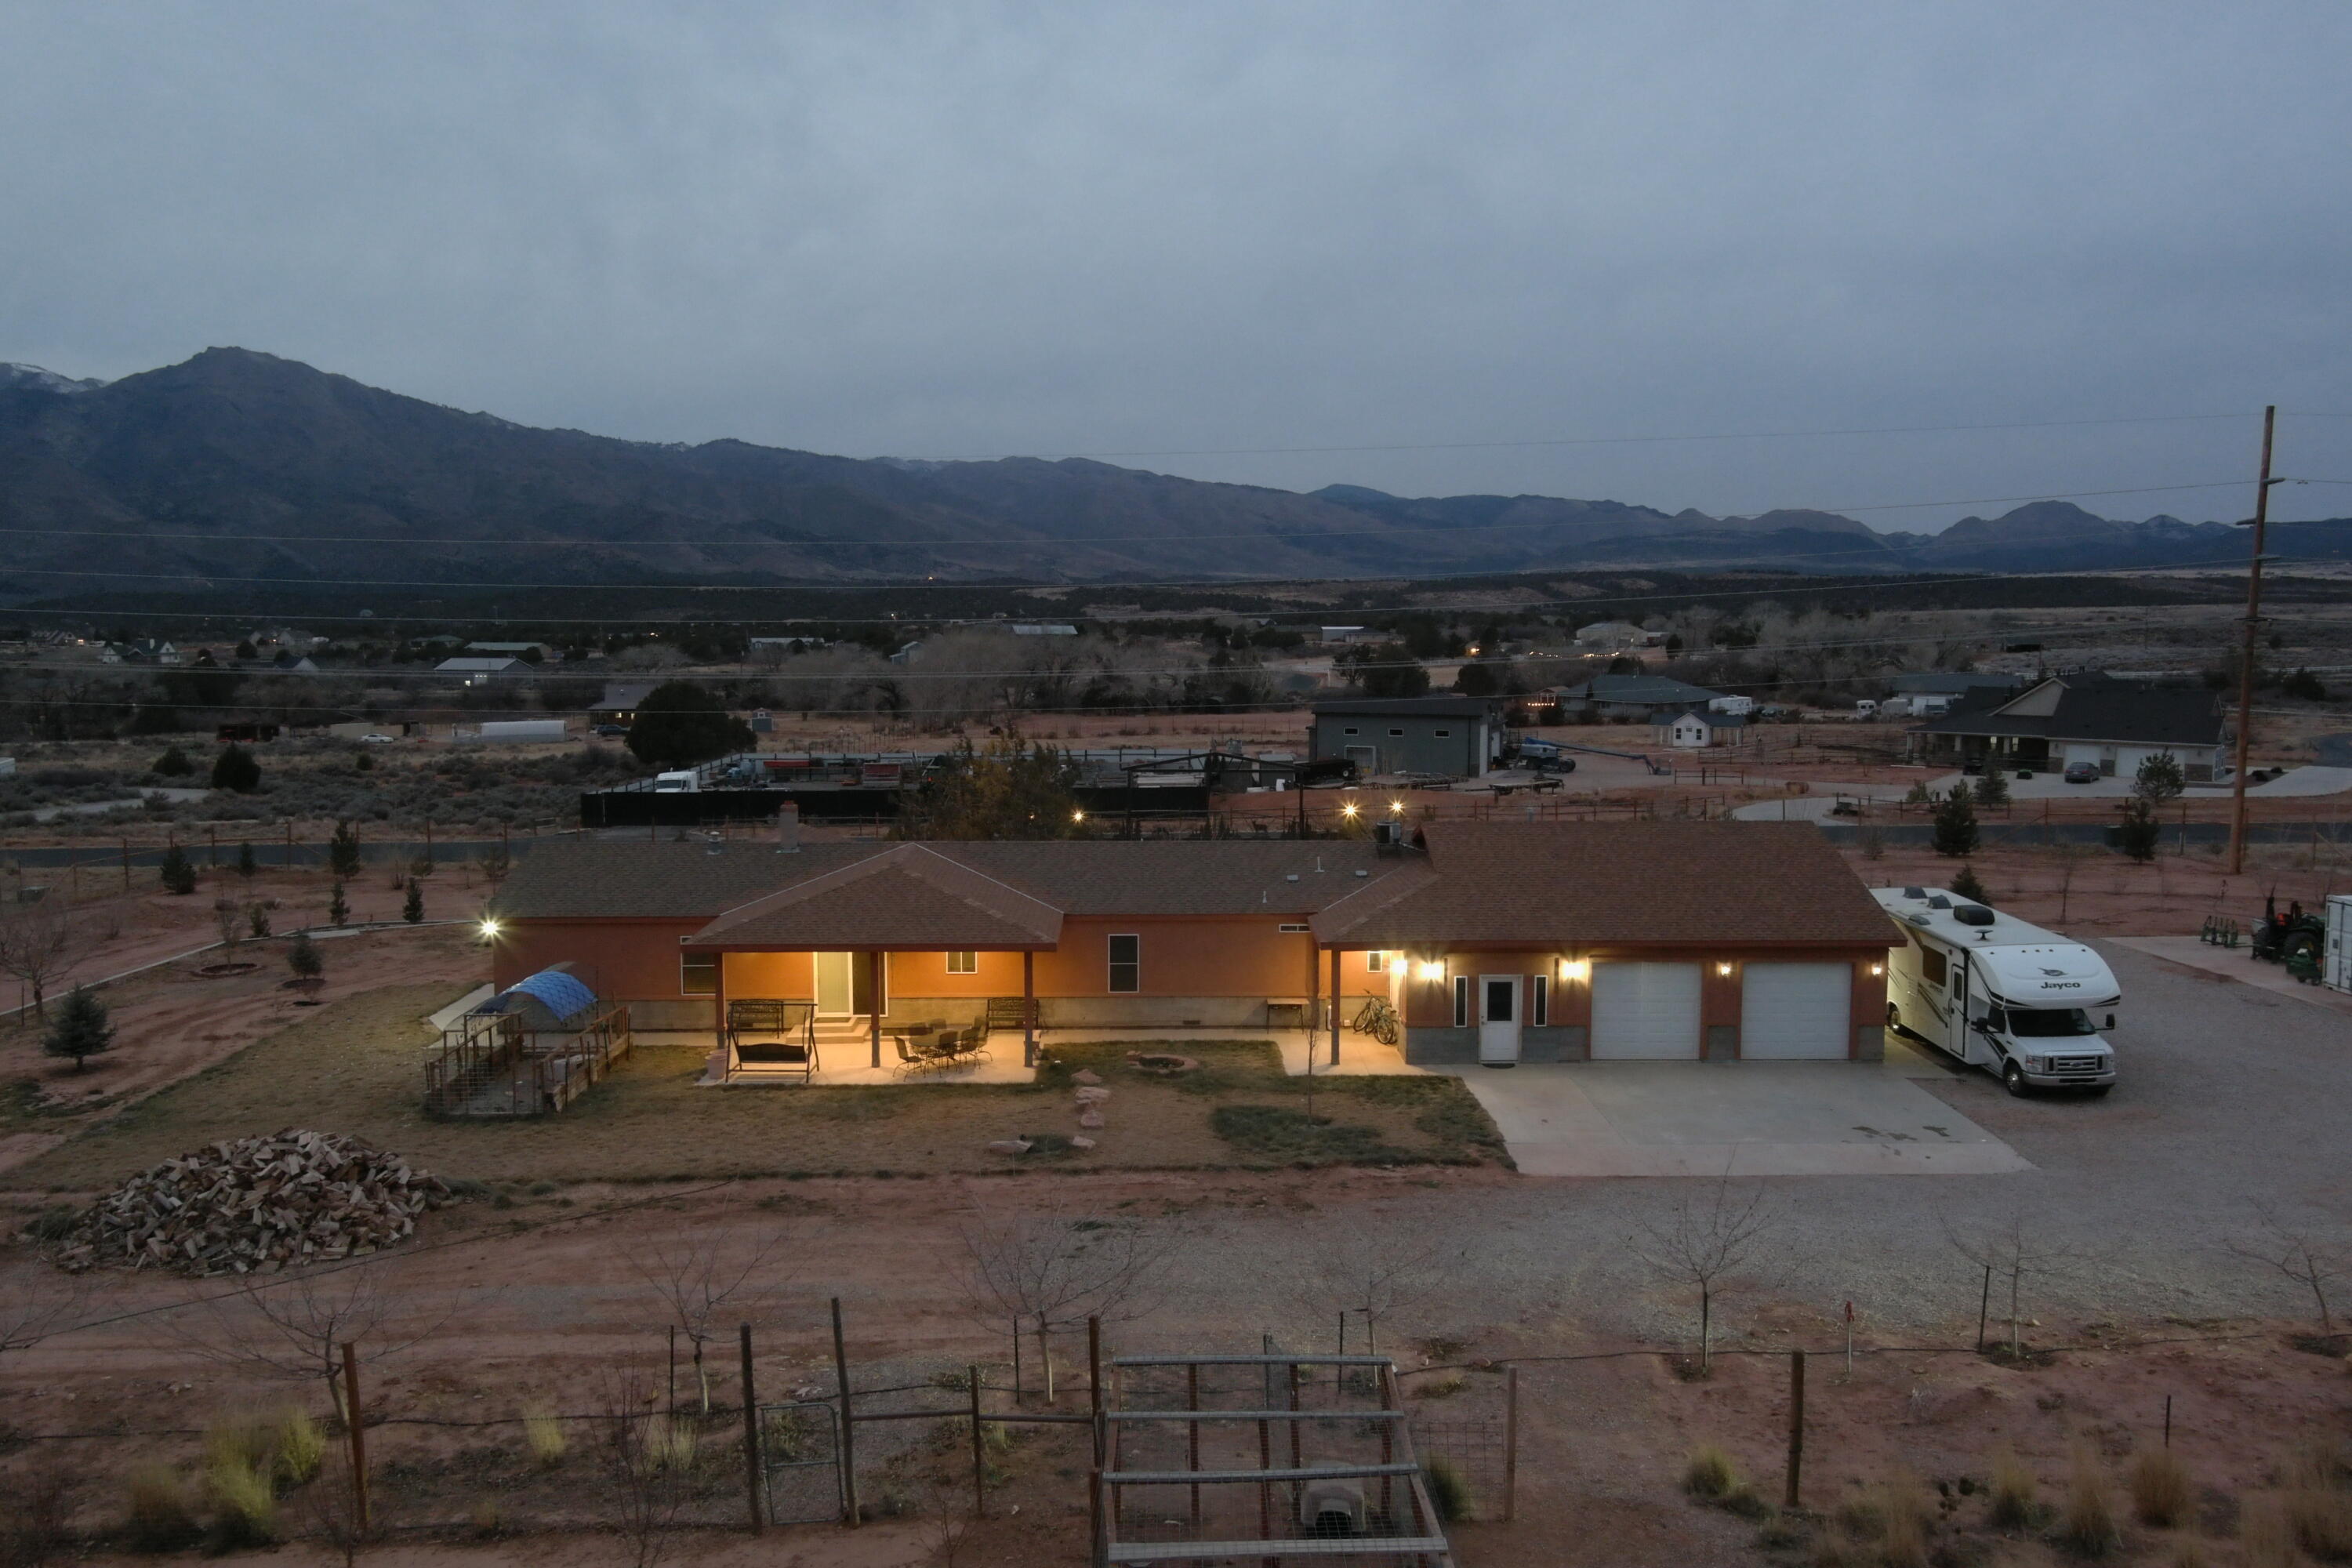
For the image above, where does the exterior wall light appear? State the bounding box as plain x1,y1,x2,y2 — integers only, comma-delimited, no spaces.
1341,802,1360,819
1869,962,1885,976
1559,958,1589,983
478,918,502,939
1416,961,1446,982
1388,800,1405,815
1716,961,1734,977
1072,809,1086,822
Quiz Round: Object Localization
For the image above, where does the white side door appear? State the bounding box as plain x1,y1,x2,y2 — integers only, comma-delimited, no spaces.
1477,975,1521,1065
1738,963,1853,1059
815,952,853,1018
1590,962,1703,1059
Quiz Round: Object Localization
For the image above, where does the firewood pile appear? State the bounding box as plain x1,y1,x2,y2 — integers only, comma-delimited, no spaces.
51,1129,450,1276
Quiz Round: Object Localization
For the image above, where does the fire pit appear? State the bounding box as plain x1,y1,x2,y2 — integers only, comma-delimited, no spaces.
1127,1052,1200,1076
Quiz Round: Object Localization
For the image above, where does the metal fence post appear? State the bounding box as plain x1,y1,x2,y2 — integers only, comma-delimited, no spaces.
740,1323,762,1534
831,1298,858,1526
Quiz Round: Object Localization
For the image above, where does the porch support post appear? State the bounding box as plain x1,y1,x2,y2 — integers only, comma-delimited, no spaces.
712,949,729,1073
1022,950,1037,1068
869,949,882,1069
1328,946,1341,1065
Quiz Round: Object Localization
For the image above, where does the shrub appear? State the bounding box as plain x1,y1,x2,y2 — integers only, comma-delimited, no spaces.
1988,1448,2039,1529
1422,1454,1472,1523
2130,1447,2191,1527
327,881,350,927
2060,1444,2119,1557
2117,796,2161,862
1932,784,1980,858
235,841,256,878
328,820,362,878
202,1454,277,1550
158,844,198,895
246,902,271,938
523,1406,568,1467
2287,1469,2352,1560
122,1464,201,1552
1683,1445,1741,1500
2245,1497,2303,1568
151,746,194,777
210,744,261,793
274,1409,324,1485
287,933,323,982
402,878,424,924
1973,766,2010,808
1878,1475,1933,1568
1948,864,1989,904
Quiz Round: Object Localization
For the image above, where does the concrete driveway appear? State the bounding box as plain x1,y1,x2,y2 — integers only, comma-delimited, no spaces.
1439,1040,2028,1177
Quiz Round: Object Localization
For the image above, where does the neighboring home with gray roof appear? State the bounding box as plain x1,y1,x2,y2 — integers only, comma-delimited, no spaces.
1907,670,2226,779
487,821,1897,1073
1650,708,1745,749
1552,673,1723,719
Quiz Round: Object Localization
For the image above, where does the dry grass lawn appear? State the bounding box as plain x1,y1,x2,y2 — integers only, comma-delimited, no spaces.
1,982,1506,1190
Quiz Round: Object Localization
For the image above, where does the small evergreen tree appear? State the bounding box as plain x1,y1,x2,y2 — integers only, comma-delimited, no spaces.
286,933,323,983
1972,766,2010,809
1931,783,1980,858
402,879,424,924
247,902,271,938
44,986,115,1072
1949,864,1990,904
159,843,198,895
327,882,350,927
151,745,195,777
2115,796,2161,862
236,840,256,878
2134,752,2186,806
328,820,363,878
211,743,261,793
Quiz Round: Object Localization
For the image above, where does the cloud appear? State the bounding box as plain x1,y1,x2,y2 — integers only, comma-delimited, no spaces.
3,0,2347,530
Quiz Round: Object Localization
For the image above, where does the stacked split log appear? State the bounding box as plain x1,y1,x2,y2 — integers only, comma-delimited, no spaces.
51,1129,450,1276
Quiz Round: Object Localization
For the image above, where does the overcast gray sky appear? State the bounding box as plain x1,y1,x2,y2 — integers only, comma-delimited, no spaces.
5,2,2348,531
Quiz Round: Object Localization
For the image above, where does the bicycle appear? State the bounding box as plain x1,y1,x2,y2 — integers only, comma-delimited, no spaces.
1349,996,1402,1047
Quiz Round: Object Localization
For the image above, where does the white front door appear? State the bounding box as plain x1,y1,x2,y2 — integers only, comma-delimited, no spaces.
1478,975,1521,1065
815,952,853,1018
1590,962,1703,1059
1738,963,1853,1059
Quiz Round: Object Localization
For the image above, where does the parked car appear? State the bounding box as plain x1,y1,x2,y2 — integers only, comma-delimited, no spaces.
2063,761,2102,783
359,733,394,744
593,723,630,738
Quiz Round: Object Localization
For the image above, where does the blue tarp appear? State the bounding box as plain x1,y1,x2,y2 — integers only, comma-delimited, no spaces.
476,968,598,1026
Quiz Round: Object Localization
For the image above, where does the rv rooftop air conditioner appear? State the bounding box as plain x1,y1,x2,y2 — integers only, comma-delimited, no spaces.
1953,905,1996,927
1926,895,1951,909
1902,886,1926,898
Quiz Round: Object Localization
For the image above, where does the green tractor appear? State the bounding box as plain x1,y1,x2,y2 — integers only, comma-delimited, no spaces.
2249,894,2326,984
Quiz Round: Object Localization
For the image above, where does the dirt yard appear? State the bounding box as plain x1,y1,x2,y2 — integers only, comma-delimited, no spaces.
0,989,1503,1195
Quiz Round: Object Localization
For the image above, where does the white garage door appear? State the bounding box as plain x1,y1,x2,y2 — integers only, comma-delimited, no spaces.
1590,963,1703,1059
1739,963,1852,1059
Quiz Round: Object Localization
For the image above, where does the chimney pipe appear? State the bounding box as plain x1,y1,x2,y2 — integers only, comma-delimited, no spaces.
773,802,800,853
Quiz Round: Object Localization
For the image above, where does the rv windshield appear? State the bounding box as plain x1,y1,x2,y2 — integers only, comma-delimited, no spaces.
2006,1007,2097,1038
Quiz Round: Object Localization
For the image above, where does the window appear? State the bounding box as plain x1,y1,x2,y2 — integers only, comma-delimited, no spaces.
1434,728,1451,738
945,951,977,975
1278,923,1309,934
1388,728,1406,737
681,953,717,996
1342,726,1360,736
1108,934,1140,993
1920,946,1947,989
1530,974,1549,1026
1366,950,1387,973
1452,975,1471,1028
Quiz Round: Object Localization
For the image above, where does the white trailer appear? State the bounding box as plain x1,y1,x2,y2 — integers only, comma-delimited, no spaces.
1872,886,2119,1096
2325,895,2352,994
1707,695,1755,716
468,719,568,743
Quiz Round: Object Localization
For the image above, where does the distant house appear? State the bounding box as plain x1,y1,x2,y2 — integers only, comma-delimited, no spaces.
436,656,532,688
1554,674,1723,720
590,681,661,724
1907,671,2226,780
1574,620,1659,648
1319,626,1380,644
1309,695,1500,779
466,641,559,662
1652,708,1745,750
268,651,320,674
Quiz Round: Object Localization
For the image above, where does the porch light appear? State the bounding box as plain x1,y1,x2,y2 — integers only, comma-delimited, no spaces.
478,917,502,940
1716,961,1734,977
1388,800,1405,815
1341,802,1360,819
1072,809,1085,823
1559,958,1589,983
1869,962,1885,976
1415,960,1445,982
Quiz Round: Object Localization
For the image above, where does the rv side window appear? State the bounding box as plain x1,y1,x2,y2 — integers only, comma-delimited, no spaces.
1920,947,1947,988
1984,1005,2007,1032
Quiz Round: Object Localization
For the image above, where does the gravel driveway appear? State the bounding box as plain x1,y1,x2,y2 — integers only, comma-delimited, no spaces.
1161,944,2352,1341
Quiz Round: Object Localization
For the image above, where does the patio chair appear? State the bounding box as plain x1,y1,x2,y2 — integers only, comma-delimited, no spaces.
894,1034,952,1077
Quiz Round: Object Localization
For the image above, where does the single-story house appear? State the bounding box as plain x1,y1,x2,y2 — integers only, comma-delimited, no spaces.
1319,626,1381,644
437,655,532,688
1553,674,1723,720
486,820,1896,1069
467,641,560,662
1309,695,1499,779
590,681,661,724
1573,620,1660,648
1651,708,1745,749
1907,670,2226,780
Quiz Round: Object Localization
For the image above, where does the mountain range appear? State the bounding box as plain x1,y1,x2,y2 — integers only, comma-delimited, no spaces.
0,348,2332,599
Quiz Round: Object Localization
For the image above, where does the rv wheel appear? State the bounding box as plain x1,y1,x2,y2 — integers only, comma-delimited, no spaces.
2002,1061,2028,1098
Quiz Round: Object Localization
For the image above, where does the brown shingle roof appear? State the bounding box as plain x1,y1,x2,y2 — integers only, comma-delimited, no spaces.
491,839,884,920
1312,821,1896,948
685,845,1062,949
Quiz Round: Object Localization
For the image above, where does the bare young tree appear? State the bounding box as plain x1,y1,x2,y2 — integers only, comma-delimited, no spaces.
0,898,82,1018
959,1207,1178,1404
1943,1208,2073,1359
2227,1200,2350,1332
629,1227,797,1414
595,1363,696,1568
169,1261,455,1425
1282,1227,1460,1358
1630,1176,1779,1372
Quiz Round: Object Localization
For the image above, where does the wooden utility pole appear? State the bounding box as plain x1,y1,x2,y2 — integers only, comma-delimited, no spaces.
739,1323,763,1534
341,1343,371,1534
2228,405,2280,876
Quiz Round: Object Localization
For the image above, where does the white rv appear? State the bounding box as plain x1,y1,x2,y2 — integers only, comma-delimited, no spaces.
1872,887,2119,1096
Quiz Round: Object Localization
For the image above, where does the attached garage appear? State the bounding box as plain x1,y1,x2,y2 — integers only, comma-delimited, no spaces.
1738,962,1853,1059
1590,962,1703,1059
